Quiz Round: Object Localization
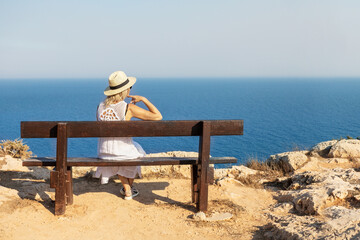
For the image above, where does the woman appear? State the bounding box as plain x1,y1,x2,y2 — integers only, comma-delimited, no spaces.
94,70,162,200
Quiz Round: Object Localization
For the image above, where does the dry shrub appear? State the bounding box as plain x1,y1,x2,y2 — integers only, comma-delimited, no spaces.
236,158,288,188
210,199,245,216
246,158,285,175
236,174,265,189
0,139,33,159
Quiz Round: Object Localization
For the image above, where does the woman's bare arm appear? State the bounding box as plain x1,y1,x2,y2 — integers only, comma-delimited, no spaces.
125,95,162,121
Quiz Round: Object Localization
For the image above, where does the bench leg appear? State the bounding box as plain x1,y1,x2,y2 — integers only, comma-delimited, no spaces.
197,121,210,212
191,165,199,203
66,167,73,205
54,170,67,215
197,165,209,212
55,123,68,215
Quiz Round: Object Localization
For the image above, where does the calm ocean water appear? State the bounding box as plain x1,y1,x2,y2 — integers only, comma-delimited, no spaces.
1,78,360,168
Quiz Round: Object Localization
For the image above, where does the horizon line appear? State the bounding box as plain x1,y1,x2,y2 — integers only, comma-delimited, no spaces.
1,76,360,81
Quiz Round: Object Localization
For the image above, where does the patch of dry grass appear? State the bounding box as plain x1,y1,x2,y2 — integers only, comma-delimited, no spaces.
235,174,265,188
233,158,288,188
0,139,33,159
246,158,286,175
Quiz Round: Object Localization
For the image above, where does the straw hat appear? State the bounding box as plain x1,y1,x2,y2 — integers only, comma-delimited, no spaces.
104,71,136,96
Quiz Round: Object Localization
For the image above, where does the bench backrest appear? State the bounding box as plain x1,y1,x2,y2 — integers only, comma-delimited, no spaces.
21,120,243,138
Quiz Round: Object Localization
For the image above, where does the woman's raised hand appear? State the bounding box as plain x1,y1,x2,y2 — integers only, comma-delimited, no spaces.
128,95,145,104
125,95,162,121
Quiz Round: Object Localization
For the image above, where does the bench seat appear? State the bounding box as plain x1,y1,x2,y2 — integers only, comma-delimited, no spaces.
23,156,237,167
21,120,243,215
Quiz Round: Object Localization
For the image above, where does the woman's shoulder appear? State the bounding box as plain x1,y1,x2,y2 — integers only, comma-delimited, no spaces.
98,100,126,108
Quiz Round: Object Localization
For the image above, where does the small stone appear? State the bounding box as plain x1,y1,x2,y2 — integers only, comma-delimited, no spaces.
206,212,233,221
231,165,258,177
272,202,294,213
192,211,207,221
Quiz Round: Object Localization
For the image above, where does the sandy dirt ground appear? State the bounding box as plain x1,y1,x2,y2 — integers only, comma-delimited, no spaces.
0,161,275,240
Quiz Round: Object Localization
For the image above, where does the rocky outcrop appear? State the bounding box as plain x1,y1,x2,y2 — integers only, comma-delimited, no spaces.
309,139,360,159
267,151,309,172
276,168,360,215
328,139,360,158
309,140,338,157
265,142,360,239
215,165,258,180
265,206,360,239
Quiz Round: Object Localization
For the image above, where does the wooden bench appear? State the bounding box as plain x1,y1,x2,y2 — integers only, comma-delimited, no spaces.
21,120,243,215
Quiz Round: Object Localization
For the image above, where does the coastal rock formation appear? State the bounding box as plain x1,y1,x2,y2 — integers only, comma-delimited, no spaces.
264,140,360,239
309,140,338,157
265,206,360,240
309,139,360,158
276,168,360,215
267,151,309,172
214,165,258,180
328,139,360,158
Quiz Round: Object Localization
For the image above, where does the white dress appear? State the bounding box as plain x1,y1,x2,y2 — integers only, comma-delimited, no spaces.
94,100,145,179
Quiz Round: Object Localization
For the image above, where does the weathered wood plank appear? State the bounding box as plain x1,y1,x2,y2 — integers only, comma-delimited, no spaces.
22,156,238,167
198,121,211,212
50,171,58,188
21,120,243,138
54,123,67,216
191,164,199,203
66,167,73,205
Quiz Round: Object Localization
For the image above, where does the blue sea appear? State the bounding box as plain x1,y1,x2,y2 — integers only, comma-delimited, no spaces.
1,78,360,168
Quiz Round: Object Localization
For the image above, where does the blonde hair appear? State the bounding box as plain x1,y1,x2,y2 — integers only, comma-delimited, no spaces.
104,89,128,107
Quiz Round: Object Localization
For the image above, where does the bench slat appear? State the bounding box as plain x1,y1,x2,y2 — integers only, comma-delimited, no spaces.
22,156,237,167
21,120,243,138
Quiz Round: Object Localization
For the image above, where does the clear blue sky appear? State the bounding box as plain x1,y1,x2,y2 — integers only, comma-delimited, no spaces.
1,0,359,79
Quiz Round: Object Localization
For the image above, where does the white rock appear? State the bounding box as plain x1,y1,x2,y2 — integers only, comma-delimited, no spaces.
192,211,207,221
214,169,228,179
309,140,338,157
328,139,360,158
268,151,309,172
322,206,360,233
294,157,322,173
206,212,233,221
277,169,358,215
230,165,258,177
0,156,30,172
214,165,258,180
271,202,294,213
266,209,360,240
